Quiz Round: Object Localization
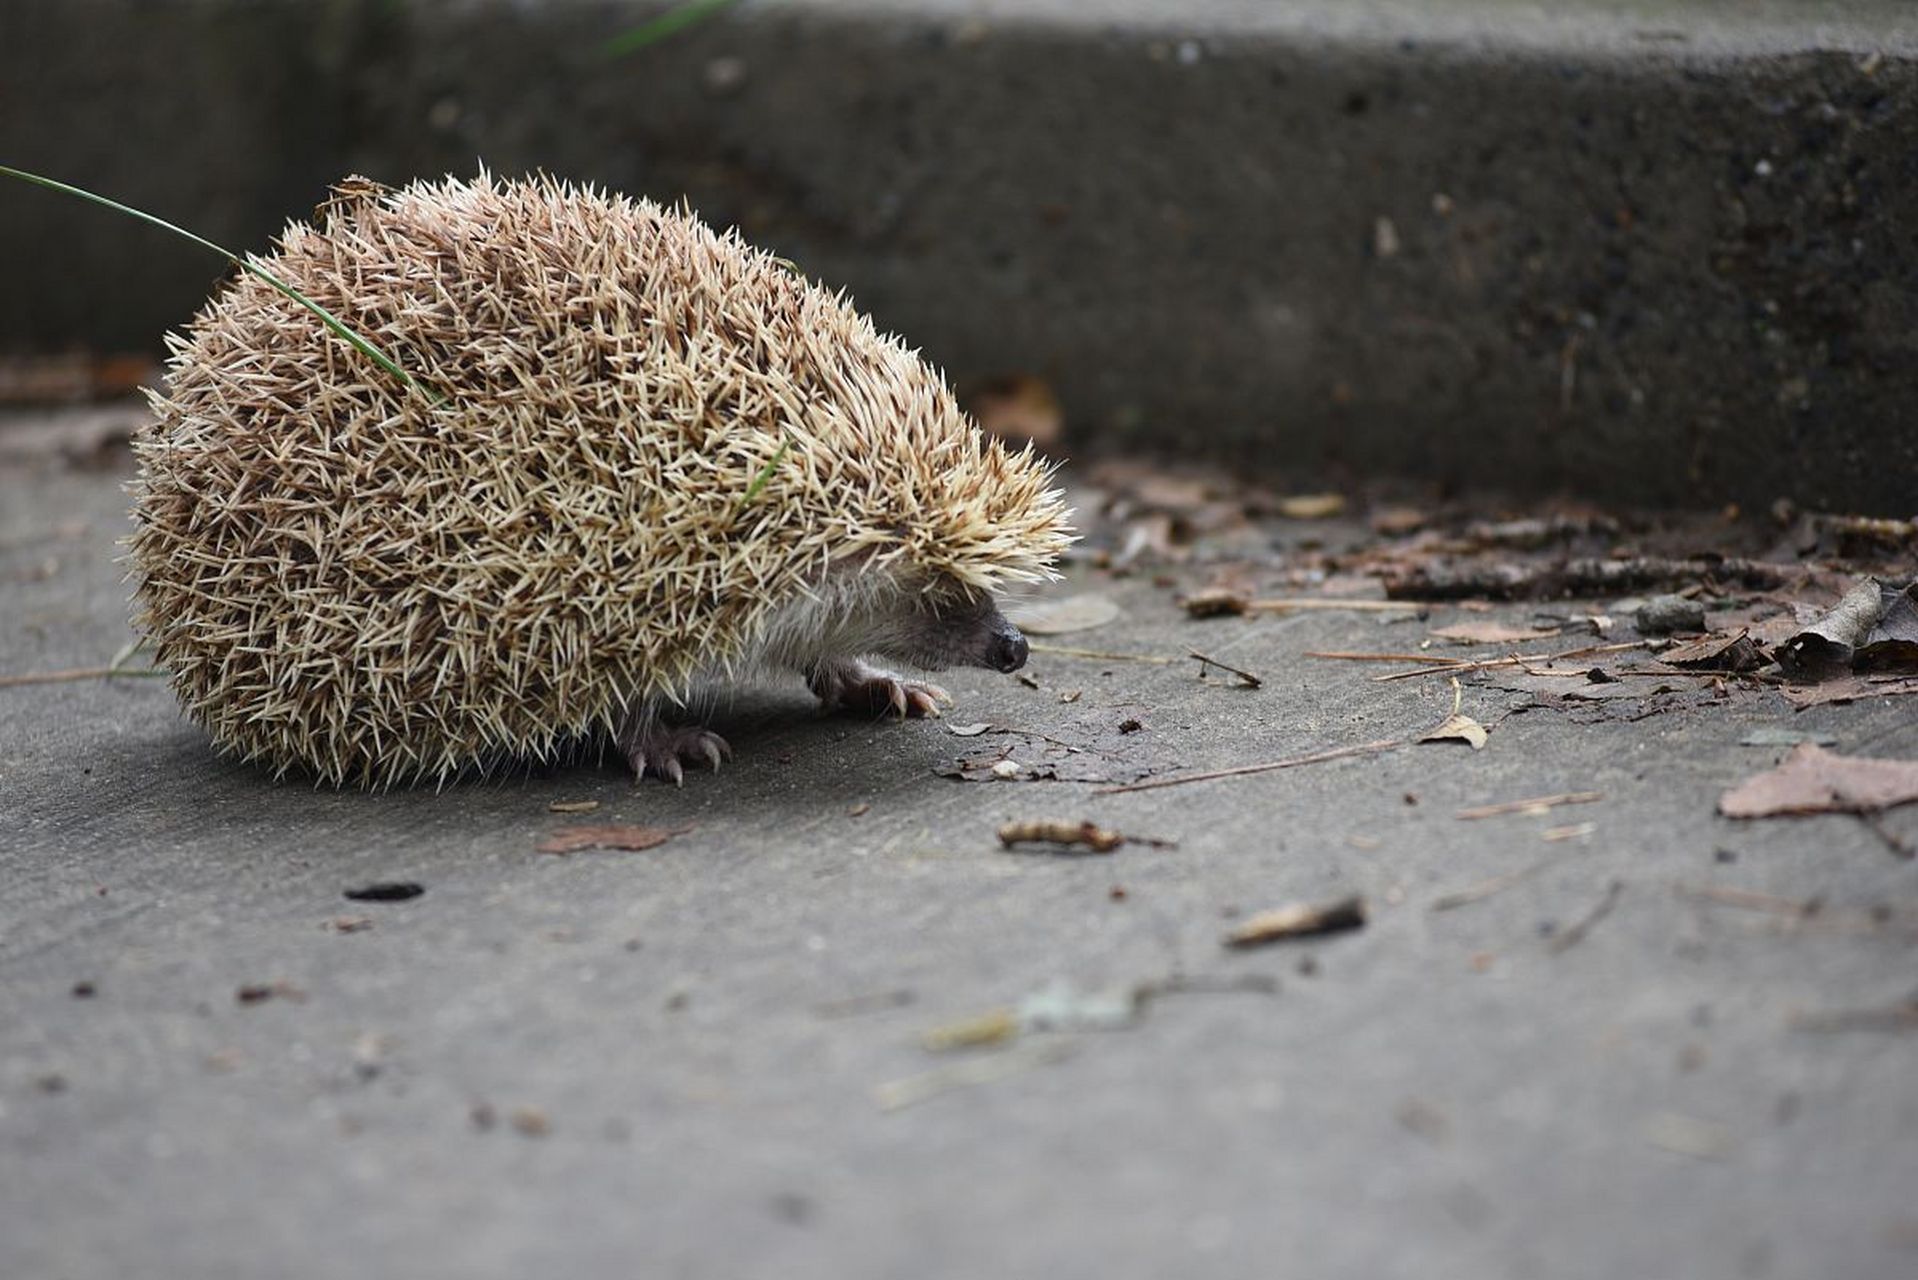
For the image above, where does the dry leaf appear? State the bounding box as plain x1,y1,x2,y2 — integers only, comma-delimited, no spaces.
1660,631,1767,671
1777,577,1890,676
998,820,1125,853
1778,674,1918,708
1009,594,1121,635
1421,712,1488,749
1274,492,1347,520
536,824,690,855
1223,895,1367,947
964,373,1062,449
1857,584,1918,671
1719,744,1918,818
1126,475,1215,513
1182,587,1250,618
1429,622,1562,645
1369,506,1428,536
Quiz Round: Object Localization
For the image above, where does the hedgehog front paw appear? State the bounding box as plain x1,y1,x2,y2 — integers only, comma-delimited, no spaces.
809,659,953,720
622,725,731,787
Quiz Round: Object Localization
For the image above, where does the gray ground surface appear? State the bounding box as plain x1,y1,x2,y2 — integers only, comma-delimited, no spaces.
3,435,1916,1280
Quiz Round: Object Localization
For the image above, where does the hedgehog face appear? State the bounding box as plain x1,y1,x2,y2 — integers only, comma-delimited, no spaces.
750,566,1030,678
872,583,1030,675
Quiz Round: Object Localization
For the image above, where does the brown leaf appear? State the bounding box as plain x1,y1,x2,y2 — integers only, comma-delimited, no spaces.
1857,584,1918,672
1181,586,1250,618
1660,630,1767,672
1127,475,1215,513
536,824,691,855
1776,577,1887,677
1778,674,1918,709
964,373,1063,450
1273,492,1346,520
1719,744,1918,818
1369,506,1429,537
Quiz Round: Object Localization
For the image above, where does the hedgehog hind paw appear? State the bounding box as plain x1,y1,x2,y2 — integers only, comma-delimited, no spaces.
622,726,732,786
810,660,952,720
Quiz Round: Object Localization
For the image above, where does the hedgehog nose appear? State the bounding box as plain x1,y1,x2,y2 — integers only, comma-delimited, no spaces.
987,622,1029,673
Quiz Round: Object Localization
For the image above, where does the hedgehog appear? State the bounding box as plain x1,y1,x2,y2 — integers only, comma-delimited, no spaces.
129,172,1072,787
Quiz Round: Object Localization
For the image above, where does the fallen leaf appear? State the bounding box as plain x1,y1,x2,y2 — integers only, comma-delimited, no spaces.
1660,630,1767,672
1778,673,1918,708
1429,621,1562,645
997,820,1125,853
536,824,691,855
1126,474,1215,512
1421,712,1489,749
1009,594,1121,635
1719,744,1918,818
922,1008,1021,1051
1369,506,1428,536
1274,492,1346,520
1777,577,1889,676
964,373,1063,449
1642,1111,1733,1160
1858,583,1918,671
1181,586,1250,618
1223,895,1367,947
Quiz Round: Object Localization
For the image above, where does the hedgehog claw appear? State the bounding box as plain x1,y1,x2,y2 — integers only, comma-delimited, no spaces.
620,725,732,785
810,659,951,721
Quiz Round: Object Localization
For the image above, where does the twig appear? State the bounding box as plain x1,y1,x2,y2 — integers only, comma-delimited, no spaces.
1429,860,1551,912
1546,879,1624,953
1304,650,1462,666
1384,556,1801,602
1133,973,1281,1001
0,665,168,689
1456,790,1603,821
1673,883,1821,919
1375,640,1647,682
1093,739,1400,796
873,1041,1078,1112
1245,598,1424,614
813,989,915,1019
1858,811,1916,861
1190,650,1262,689
1675,882,1918,934
1788,1001,1918,1034
1029,643,1175,666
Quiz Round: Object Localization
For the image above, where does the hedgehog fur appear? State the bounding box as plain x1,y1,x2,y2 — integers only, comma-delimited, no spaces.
130,172,1071,787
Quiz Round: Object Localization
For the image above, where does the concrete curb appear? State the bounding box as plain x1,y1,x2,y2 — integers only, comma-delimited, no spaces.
2,0,1914,511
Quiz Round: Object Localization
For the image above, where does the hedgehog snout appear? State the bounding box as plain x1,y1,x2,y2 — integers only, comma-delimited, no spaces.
985,618,1029,673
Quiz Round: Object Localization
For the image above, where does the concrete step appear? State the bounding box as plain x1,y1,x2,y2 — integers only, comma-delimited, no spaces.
2,0,1914,510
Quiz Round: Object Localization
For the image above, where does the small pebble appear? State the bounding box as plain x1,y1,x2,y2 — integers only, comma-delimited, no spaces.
1635,594,1705,635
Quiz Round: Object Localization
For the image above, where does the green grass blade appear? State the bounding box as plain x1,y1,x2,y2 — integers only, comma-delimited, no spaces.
0,164,439,402
603,0,741,57
740,434,793,505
